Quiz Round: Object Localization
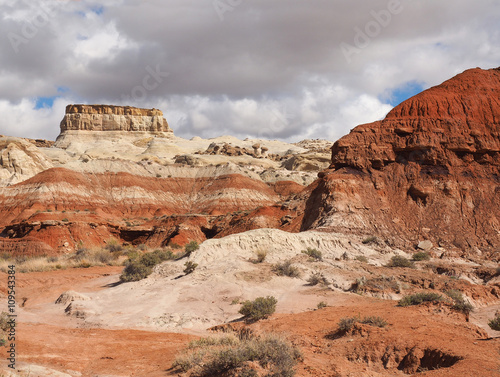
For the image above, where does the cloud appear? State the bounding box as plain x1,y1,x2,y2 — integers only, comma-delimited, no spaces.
0,0,499,142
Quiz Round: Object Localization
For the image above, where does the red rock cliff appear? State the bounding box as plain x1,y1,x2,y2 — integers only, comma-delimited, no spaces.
303,67,500,256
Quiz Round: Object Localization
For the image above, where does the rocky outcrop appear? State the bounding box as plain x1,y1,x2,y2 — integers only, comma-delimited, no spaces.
59,104,172,133
331,68,500,171
0,137,54,186
0,168,301,253
303,67,500,256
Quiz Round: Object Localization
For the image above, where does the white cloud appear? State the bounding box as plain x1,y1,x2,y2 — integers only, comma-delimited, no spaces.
0,0,499,142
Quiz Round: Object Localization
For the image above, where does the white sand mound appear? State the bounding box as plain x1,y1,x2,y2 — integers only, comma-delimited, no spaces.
62,229,404,333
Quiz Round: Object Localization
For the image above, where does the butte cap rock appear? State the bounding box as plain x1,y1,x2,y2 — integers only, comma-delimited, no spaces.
60,104,172,133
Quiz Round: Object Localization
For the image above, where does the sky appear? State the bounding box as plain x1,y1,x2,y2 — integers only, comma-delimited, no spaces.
0,0,499,142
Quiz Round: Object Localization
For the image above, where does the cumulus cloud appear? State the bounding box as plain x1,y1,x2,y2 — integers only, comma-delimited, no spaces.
0,0,499,141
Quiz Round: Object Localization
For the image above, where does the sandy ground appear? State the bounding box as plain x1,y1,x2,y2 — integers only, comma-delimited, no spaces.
0,230,499,376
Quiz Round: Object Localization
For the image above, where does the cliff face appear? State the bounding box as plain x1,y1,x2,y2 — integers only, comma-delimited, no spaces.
0,168,302,254
332,68,500,171
59,104,172,133
303,67,500,256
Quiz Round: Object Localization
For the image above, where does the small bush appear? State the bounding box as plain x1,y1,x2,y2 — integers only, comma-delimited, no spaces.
273,260,301,278
183,261,198,275
362,235,378,245
92,249,114,264
398,292,444,307
355,255,368,263
184,241,199,256
254,250,267,263
301,247,322,261
120,261,152,282
338,317,357,332
412,251,431,261
488,315,500,331
140,252,162,267
445,290,474,314
105,238,123,253
173,333,301,377
239,296,277,322
387,255,414,268
307,271,329,286
360,316,388,328
353,276,400,294
338,316,388,333
317,301,327,309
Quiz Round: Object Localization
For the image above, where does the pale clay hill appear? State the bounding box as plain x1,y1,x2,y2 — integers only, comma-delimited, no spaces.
0,105,331,187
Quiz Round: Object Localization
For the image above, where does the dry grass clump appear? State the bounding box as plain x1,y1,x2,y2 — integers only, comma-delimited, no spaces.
307,271,329,286
301,247,322,261
272,260,301,278
488,315,500,331
0,242,146,273
352,276,400,294
444,290,474,314
387,255,414,268
398,292,444,306
239,296,277,322
338,316,388,333
172,332,302,377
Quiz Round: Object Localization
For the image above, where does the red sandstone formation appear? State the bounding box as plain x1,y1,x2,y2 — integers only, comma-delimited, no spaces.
302,67,500,256
0,168,301,254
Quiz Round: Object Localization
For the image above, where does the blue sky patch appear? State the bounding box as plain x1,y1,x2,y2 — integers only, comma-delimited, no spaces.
91,6,104,15
381,81,426,107
34,96,58,109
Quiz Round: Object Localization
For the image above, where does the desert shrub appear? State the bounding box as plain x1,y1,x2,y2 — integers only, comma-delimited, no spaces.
355,255,368,263
140,252,162,267
173,333,301,377
301,247,322,261
387,255,414,268
137,244,147,251
398,292,444,307
151,249,174,261
445,290,474,314
360,316,388,328
254,250,267,263
120,261,152,282
488,315,500,331
317,301,327,309
92,249,114,264
307,272,329,286
239,296,277,322
188,334,239,349
352,276,400,294
338,317,357,332
273,260,301,278
184,241,199,256
78,260,92,268
183,261,198,275
412,251,431,261
362,235,378,244
105,238,123,252
338,316,388,333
